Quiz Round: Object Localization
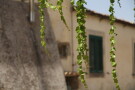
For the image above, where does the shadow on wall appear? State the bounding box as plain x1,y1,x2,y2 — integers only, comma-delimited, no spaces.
0,0,66,90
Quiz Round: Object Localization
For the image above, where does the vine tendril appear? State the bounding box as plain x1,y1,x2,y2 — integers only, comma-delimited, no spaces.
57,0,70,30
71,0,75,5
75,0,88,88
109,0,120,90
38,0,70,50
45,2,57,10
38,0,47,48
117,0,121,8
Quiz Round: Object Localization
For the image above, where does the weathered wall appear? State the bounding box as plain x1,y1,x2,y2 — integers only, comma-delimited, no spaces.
1,0,135,90
47,0,73,72
41,0,135,89
0,0,67,90
72,11,135,90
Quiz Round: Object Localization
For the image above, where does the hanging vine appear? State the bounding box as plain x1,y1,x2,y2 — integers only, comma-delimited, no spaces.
117,0,121,7
37,0,129,89
46,0,70,30
38,0,88,87
38,0,69,49
57,0,70,30
71,0,75,5
45,2,57,10
38,0,47,48
75,0,88,87
109,0,120,90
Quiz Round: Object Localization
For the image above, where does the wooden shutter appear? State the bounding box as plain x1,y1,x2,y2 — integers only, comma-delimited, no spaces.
89,35,103,73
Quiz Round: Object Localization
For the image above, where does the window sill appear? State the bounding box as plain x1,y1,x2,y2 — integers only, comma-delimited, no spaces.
87,72,105,78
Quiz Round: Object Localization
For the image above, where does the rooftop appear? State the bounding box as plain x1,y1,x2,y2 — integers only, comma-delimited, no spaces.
72,7,135,27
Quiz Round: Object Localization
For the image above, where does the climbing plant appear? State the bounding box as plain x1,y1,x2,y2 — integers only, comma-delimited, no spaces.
74,0,88,87
38,0,46,48
38,0,134,89
38,0,88,87
38,0,69,50
117,0,121,7
109,0,120,90
57,0,70,30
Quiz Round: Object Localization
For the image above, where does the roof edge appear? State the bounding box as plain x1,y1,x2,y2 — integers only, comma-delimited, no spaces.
71,7,135,27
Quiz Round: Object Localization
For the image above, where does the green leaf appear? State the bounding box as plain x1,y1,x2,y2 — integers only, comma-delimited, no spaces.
75,0,88,87
110,0,115,3
112,62,117,67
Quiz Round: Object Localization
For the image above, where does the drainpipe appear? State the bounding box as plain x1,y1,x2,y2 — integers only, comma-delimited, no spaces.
30,0,35,23
70,4,75,72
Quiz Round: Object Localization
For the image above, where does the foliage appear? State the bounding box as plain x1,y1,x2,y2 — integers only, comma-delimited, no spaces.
38,0,134,89
38,0,88,87
38,0,46,48
74,0,88,87
38,0,69,49
117,0,121,8
57,0,70,30
109,0,120,89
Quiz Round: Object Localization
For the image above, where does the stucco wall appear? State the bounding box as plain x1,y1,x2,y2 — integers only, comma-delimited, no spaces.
71,11,135,90
45,0,135,89
46,0,73,72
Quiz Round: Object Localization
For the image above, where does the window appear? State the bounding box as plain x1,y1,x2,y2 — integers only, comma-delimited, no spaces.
89,35,103,73
58,42,69,58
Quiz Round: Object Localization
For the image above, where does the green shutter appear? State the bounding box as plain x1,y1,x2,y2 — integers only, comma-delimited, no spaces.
89,35,103,73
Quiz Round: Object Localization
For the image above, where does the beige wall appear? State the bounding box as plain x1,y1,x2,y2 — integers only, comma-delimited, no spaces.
31,0,135,89
71,11,135,90
46,0,73,71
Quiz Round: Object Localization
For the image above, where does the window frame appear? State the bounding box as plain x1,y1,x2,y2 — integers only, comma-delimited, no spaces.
57,42,70,59
86,30,105,77
89,35,103,73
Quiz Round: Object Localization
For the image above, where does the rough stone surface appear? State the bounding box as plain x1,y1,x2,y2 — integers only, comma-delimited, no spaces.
0,0,67,90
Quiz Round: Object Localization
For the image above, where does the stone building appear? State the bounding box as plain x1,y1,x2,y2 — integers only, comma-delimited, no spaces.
51,1,135,90
0,0,135,90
